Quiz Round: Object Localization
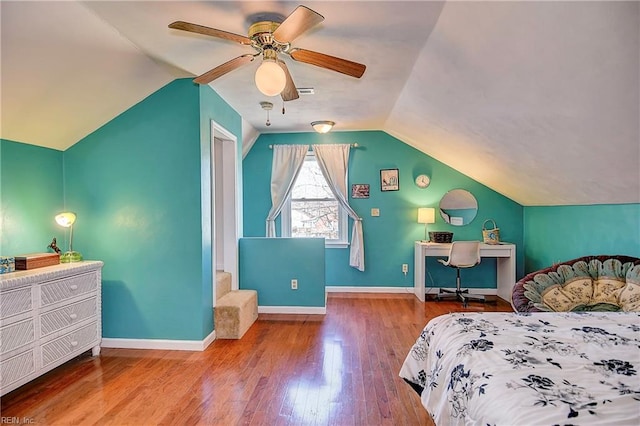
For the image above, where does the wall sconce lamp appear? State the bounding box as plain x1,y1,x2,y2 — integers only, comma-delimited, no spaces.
255,49,286,97
311,120,335,134
417,207,436,242
55,212,83,263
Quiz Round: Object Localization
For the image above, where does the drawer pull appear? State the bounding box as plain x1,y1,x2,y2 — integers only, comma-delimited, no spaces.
69,313,78,320
70,341,78,347
70,285,78,290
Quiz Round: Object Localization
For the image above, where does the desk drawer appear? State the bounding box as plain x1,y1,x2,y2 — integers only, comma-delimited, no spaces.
41,322,98,368
0,287,33,321
40,273,97,307
0,318,35,355
40,297,97,337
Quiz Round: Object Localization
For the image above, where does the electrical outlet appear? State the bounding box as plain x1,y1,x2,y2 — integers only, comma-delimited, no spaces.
402,264,409,275
371,208,380,217
291,279,298,290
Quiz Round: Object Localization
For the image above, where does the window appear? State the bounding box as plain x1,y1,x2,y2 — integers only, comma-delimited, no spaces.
281,152,348,247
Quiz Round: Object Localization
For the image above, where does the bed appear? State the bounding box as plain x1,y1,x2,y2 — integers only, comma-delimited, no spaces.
399,311,640,425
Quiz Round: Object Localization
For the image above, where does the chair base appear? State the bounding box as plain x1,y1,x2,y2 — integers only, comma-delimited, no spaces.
436,288,485,307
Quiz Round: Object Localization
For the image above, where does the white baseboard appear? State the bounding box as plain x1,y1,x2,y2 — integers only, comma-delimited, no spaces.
202,329,216,349
425,287,497,295
326,286,415,294
326,285,497,297
258,306,326,314
101,329,216,352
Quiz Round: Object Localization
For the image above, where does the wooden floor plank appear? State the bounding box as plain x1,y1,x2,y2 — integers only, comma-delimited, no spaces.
1,294,512,425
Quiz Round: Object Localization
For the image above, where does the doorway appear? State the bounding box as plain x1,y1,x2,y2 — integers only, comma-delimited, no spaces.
211,121,239,304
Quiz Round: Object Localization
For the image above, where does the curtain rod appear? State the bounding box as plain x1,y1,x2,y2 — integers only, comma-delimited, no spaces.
268,143,359,149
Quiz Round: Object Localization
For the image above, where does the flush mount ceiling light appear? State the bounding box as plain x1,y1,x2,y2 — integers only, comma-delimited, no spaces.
311,121,335,134
260,101,274,126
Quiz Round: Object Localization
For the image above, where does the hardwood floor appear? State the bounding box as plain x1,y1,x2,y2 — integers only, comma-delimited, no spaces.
1,294,512,425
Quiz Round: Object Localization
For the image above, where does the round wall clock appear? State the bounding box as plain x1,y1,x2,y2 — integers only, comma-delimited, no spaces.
415,174,431,188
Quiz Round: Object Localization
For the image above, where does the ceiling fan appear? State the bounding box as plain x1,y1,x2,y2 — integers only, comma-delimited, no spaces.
168,5,366,102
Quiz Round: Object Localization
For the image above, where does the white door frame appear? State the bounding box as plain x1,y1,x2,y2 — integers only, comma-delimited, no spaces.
211,121,239,303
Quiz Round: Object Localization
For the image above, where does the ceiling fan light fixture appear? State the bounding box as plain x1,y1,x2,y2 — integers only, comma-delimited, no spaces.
311,121,335,134
255,58,286,97
170,5,366,100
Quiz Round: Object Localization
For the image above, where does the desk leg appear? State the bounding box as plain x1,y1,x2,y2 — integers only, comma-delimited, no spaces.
496,248,516,303
414,245,425,302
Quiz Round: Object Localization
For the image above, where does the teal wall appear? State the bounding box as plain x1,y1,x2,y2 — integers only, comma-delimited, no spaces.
243,131,525,291
524,204,640,271
239,238,325,307
0,140,63,255
63,78,241,341
198,84,243,335
4,76,637,338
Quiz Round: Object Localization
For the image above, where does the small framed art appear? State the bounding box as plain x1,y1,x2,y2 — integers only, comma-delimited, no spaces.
351,184,370,198
380,169,399,191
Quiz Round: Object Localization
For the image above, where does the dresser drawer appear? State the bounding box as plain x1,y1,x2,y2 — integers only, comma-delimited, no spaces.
40,297,97,337
0,318,35,355
0,349,36,387
41,322,98,368
0,261,103,397
0,287,33,321
40,273,97,307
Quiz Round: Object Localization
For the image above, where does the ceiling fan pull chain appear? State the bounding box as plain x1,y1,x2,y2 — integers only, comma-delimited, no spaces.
282,100,285,115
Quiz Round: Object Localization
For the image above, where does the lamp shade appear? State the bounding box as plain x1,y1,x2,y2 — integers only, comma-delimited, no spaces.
417,207,436,224
55,212,76,227
311,121,335,133
255,59,286,96
55,212,82,262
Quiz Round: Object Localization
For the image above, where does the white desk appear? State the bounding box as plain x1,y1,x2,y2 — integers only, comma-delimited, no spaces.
414,242,516,302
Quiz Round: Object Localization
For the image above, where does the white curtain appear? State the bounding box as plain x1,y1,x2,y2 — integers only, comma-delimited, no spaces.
265,144,309,237
312,144,365,271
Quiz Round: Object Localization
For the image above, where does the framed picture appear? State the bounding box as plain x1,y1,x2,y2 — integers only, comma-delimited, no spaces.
380,169,399,191
351,184,370,199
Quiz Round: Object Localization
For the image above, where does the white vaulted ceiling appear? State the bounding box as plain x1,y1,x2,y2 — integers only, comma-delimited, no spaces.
1,1,638,206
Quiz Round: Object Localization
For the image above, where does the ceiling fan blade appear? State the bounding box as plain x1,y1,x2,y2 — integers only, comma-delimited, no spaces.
273,6,324,43
279,61,299,102
169,21,251,45
289,48,366,78
193,54,255,85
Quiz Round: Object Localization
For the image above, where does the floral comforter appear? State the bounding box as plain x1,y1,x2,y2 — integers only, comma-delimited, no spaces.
399,312,640,425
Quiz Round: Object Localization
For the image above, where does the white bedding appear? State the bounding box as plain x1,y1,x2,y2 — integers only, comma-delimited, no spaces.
399,312,640,425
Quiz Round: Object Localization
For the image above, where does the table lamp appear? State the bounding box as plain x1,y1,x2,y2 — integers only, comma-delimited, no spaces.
417,208,436,242
55,212,83,263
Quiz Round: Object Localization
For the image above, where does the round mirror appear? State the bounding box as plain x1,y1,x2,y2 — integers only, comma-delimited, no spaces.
439,189,478,226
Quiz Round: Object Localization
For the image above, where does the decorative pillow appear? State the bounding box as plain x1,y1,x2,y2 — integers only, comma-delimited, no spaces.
590,258,632,307
512,255,640,312
619,265,640,311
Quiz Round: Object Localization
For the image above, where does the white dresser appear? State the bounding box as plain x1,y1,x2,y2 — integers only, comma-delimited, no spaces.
0,261,103,396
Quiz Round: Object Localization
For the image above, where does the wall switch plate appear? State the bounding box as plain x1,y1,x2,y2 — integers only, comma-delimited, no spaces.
291,279,298,290
371,208,380,217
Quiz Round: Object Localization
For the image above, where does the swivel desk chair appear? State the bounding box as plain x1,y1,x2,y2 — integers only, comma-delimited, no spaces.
436,241,485,307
